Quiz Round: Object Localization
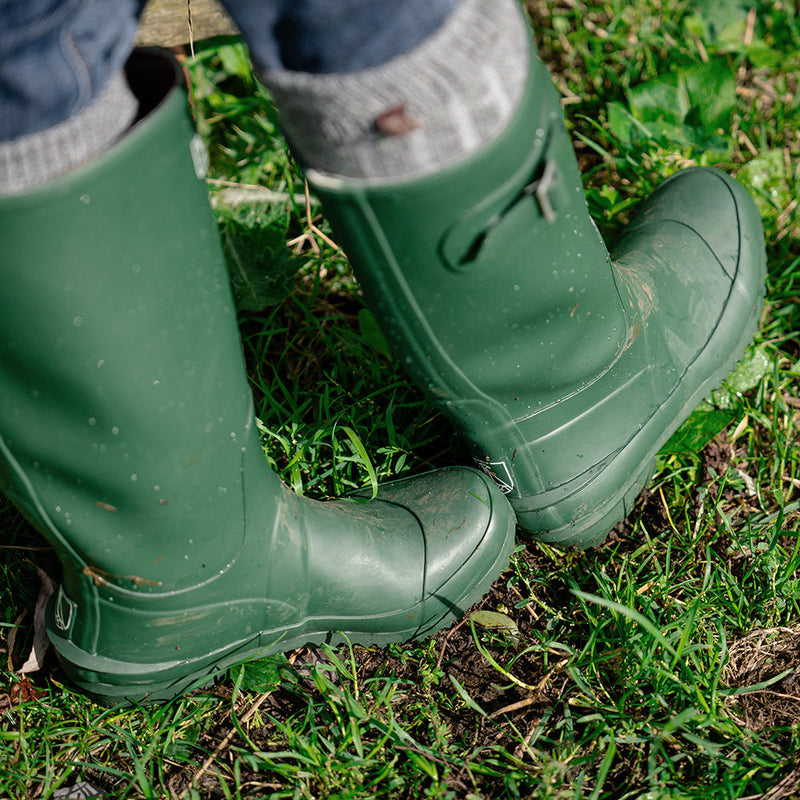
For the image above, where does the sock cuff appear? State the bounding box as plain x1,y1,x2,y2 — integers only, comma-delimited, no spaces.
260,0,530,180
0,70,138,195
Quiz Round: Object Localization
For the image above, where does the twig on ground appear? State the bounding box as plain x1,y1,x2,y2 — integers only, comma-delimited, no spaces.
436,618,468,670
489,658,569,719
287,181,341,254
207,177,309,207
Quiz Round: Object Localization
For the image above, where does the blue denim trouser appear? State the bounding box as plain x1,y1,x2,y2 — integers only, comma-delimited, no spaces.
0,0,458,141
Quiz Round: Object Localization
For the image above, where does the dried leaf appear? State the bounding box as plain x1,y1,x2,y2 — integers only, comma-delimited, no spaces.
18,563,56,674
9,676,46,706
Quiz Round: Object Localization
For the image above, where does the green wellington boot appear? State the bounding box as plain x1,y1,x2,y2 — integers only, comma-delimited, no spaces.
0,51,516,704
307,30,766,547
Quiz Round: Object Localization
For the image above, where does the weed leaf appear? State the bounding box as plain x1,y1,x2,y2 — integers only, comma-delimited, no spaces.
220,203,300,310
471,610,520,646
237,654,289,693
358,309,392,359
609,60,735,155
659,403,732,455
737,150,791,219
448,674,488,717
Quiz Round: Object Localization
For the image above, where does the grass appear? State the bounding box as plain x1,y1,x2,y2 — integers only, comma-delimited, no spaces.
2,0,800,797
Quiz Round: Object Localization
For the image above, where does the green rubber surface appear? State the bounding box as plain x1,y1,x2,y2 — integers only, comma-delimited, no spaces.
0,51,516,704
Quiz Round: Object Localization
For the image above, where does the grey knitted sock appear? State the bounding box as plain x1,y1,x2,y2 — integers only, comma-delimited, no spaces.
0,70,138,195
260,0,529,180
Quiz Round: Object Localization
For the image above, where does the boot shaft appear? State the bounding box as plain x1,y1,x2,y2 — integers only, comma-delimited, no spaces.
309,52,628,413
308,48,629,502
0,52,282,594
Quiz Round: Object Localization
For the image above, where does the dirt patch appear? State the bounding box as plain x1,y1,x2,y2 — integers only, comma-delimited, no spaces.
607,485,672,543
723,626,800,732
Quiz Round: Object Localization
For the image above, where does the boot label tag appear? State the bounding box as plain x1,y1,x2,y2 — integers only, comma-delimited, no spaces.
475,458,515,495
54,586,76,632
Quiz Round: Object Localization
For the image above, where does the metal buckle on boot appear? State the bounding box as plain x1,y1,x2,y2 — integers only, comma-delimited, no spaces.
523,159,560,224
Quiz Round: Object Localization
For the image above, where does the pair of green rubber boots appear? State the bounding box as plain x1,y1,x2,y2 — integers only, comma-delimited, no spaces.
0,45,765,703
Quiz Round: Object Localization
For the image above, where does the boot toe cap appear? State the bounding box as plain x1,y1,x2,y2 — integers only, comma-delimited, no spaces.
624,166,764,282
369,466,516,622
